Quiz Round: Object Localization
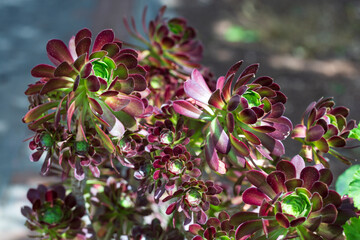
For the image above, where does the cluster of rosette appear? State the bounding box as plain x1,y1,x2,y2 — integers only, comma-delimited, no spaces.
23,28,150,179
21,185,86,239
230,155,352,239
173,61,292,173
90,177,151,238
189,211,236,240
132,218,184,240
125,6,207,108
292,97,357,166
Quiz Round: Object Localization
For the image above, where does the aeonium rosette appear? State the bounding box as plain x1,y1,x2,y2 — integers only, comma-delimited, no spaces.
90,177,151,238
23,28,150,179
189,211,236,240
230,155,351,239
21,185,86,239
173,61,292,174
292,97,357,166
163,178,223,225
125,6,203,70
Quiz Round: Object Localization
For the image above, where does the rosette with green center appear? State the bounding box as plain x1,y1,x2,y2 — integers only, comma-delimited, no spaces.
23,28,149,178
21,185,85,239
90,177,151,238
125,6,203,70
173,61,292,174
229,155,351,239
189,211,236,240
163,178,223,225
58,126,108,180
292,97,357,166
28,123,67,175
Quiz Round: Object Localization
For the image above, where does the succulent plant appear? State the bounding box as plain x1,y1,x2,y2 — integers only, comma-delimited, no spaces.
173,61,291,173
90,177,151,238
23,28,150,179
230,155,351,239
21,185,85,239
292,97,357,166
132,218,184,240
189,211,236,240
163,178,223,225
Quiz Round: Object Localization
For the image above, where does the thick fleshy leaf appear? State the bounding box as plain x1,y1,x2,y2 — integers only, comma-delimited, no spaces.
121,95,145,117
222,73,235,101
243,129,261,145
173,100,203,119
317,223,343,239
251,125,276,133
54,61,76,78
310,192,323,212
189,224,204,235
166,202,177,215
300,166,320,190
47,39,74,65
267,102,285,118
276,213,290,228
297,225,322,240
76,38,91,57
208,89,225,109
129,74,147,91
210,118,231,154
110,77,134,94
310,181,329,199
95,124,115,153
291,155,306,178
328,135,346,147
40,78,73,95
323,190,342,208
235,219,262,239
207,217,221,228
285,179,303,191
230,133,249,157
88,97,103,115
23,101,58,123
75,28,92,46
67,100,75,131
290,217,306,227
104,96,130,112
31,64,55,78
86,75,100,92
92,29,114,52
230,212,259,226
184,69,212,104
234,74,254,91
314,137,329,153
227,95,241,111
247,170,276,198
306,125,325,142
267,171,286,194
115,53,137,69
226,112,235,133
320,204,338,223
225,60,243,80
205,134,227,174
238,108,257,124
276,160,296,180
319,168,333,186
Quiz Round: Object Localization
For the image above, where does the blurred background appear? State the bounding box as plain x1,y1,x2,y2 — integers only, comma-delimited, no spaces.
1,0,360,238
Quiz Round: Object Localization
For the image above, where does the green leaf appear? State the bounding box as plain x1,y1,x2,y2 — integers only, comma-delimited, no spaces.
349,123,360,141
336,164,360,196
343,216,360,240
348,169,360,209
